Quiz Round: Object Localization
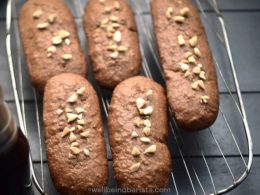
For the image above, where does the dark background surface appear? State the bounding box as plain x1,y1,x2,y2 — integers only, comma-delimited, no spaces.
0,0,260,194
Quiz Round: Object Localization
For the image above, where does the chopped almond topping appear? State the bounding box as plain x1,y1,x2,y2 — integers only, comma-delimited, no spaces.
144,145,156,154
166,7,173,20
131,131,139,138
129,162,141,173
136,97,146,109
174,16,185,23
62,54,73,61
201,95,210,104
67,93,78,103
178,35,185,46
33,10,43,19
69,132,77,142
189,36,198,47
37,23,49,30
48,14,56,24
131,147,141,156
76,87,86,95
180,7,190,17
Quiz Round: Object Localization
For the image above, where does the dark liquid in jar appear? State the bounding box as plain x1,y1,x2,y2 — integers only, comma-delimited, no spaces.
0,128,31,195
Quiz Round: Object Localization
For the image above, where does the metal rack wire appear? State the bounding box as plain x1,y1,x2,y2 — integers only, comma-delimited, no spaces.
5,0,253,194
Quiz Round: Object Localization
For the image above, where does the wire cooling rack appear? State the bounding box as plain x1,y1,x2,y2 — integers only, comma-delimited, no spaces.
5,0,253,194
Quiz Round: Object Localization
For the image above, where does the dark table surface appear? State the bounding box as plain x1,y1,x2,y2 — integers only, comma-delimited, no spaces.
0,0,260,194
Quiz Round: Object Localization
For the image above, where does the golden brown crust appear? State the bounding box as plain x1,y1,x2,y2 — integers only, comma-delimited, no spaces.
19,0,87,92
43,73,107,195
83,0,141,88
151,0,219,131
108,76,172,193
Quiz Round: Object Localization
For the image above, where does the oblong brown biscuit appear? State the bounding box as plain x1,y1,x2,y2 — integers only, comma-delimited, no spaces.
19,0,87,92
108,76,172,192
83,0,141,88
151,0,219,131
43,73,107,194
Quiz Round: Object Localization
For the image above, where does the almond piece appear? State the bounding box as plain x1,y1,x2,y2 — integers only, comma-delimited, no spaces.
80,130,90,138
56,109,63,115
113,31,121,43
37,23,49,30
198,80,205,90
184,51,193,59
75,107,85,114
58,30,70,39
140,106,153,115
110,51,119,59
129,162,141,173
131,131,139,138
77,113,83,120
65,38,71,45
180,7,190,17
114,1,121,10
143,126,151,136
143,119,151,128
48,14,56,24
76,87,86,95
189,36,198,47
101,18,109,26
194,47,201,57
112,23,120,29
33,10,43,19
107,45,118,51
136,97,146,109
67,113,78,123
77,119,85,125
77,125,83,130
134,118,144,127
144,144,156,154
68,153,76,159
201,95,210,104
117,46,128,52
71,142,79,147
69,132,77,142
105,6,112,13
62,54,72,61
70,127,76,132
107,25,115,33
131,147,141,156
184,70,191,78
52,36,62,45
140,137,151,143
174,16,185,23
179,63,189,72
166,7,173,20
70,146,81,155
193,66,201,75
188,56,196,64
67,93,78,103
146,89,153,97
199,71,206,80
47,46,57,53
178,35,185,46
83,148,90,156
110,15,119,22
61,127,70,138
191,81,199,90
